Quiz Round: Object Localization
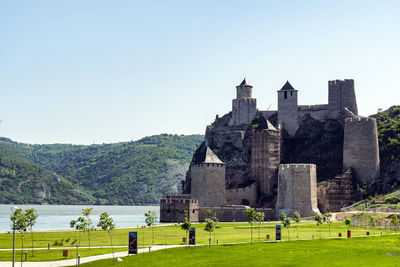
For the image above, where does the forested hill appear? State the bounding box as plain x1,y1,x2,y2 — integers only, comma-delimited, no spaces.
0,134,204,205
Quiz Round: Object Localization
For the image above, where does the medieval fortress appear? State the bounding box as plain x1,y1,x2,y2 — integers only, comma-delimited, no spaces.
160,79,380,222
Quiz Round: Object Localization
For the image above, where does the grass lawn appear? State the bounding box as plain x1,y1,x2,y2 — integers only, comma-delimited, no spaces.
0,247,126,262
0,221,393,250
81,235,400,267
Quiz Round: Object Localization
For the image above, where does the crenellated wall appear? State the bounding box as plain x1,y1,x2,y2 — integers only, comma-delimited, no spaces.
225,182,257,206
160,195,199,222
343,117,380,184
328,79,358,119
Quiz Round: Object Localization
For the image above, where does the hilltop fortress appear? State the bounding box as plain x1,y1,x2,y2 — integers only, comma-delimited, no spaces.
160,79,380,222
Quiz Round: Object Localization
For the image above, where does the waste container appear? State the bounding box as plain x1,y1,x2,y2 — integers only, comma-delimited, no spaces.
347,230,351,238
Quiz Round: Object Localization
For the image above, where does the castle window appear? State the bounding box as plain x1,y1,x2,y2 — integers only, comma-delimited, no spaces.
291,91,293,96
192,209,195,214
284,91,287,99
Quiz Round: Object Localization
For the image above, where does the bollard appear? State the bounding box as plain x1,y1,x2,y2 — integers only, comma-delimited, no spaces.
217,239,218,245
338,233,342,237
48,242,50,250
25,250,27,261
78,255,80,265
149,245,151,252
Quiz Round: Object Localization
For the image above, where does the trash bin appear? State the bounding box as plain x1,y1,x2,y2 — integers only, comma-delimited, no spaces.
347,230,351,238
63,250,69,259
366,231,370,236
338,233,342,237
266,234,270,240
182,237,186,243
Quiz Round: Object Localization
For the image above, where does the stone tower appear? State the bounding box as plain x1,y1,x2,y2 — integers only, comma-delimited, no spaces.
190,143,226,207
328,79,358,119
250,120,281,198
276,164,320,217
277,81,298,136
230,79,257,126
343,117,380,184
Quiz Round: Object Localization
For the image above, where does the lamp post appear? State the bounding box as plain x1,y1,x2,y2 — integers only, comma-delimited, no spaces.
11,206,20,267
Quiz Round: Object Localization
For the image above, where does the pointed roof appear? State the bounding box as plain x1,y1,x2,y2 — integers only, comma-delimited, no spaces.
192,142,224,164
280,81,295,90
266,120,277,131
238,78,252,87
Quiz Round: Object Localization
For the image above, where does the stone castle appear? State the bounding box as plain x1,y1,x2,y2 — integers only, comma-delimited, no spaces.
160,79,380,222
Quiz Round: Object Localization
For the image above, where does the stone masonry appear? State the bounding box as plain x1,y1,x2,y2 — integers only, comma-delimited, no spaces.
276,164,320,217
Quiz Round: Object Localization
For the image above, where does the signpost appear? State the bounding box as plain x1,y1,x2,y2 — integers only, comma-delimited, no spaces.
189,227,196,245
129,232,138,254
276,225,281,241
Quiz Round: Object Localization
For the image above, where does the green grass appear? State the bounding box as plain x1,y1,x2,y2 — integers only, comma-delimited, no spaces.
1,222,394,249
81,235,400,267
0,247,126,262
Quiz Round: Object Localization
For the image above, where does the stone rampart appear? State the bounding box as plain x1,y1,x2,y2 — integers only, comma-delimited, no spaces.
160,197,199,222
343,117,380,184
225,182,257,206
298,104,329,121
276,164,320,217
198,206,274,222
231,98,257,126
328,79,358,118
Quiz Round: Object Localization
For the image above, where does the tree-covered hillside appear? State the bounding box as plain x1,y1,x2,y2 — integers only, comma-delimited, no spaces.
0,134,204,205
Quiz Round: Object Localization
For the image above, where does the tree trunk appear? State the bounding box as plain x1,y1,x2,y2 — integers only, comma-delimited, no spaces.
31,228,34,256
152,226,154,244
108,231,114,264
287,227,290,242
329,223,331,237
21,233,23,266
88,229,91,251
297,225,299,239
251,223,253,244
259,223,261,241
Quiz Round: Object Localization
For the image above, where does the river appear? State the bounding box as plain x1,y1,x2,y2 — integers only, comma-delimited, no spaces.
0,204,160,231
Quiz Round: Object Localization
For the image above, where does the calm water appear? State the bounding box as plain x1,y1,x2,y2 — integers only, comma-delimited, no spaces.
0,204,159,231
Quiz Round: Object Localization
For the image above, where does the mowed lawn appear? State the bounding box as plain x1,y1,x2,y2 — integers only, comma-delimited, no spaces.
82,235,400,267
0,221,393,249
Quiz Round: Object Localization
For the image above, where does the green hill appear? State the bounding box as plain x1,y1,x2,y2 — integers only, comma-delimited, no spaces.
0,134,203,205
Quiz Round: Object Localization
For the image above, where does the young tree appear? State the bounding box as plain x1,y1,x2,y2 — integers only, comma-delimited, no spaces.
11,208,27,265
180,210,191,246
25,208,38,257
97,212,116,263
82,208,93,251
255,212,265,241
204,218,216,245
283,216,292,242
369,215,377,235
69,219,79,263
344,216,352,230
144,210,157,244
210,212,218,242
72,216,88,258
323,212,332,237
314,212,324,239
246,208,257,243
391,214,399,232
293,211,301,239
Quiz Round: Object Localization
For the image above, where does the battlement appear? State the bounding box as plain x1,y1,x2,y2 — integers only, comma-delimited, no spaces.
345,117,377,124
280,164,316,170
329,79,354,85
162,193,191,199
190,162,225,167
160,198,198,204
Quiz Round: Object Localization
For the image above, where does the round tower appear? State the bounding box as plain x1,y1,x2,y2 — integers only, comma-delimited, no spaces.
277,81,299,136
343,117,380,184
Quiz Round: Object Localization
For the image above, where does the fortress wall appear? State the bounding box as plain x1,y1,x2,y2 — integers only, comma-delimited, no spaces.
343,117,380,184
298,106,329,121
231,98,257,126
278,90,298,136
190,163,226,207
198,206,274,222
250,129,280,197
276,164,319,217
225,182,257,206
328,79,358,117
160,198,199,222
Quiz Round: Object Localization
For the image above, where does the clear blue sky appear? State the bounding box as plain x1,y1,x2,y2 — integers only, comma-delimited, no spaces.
1,0,399,144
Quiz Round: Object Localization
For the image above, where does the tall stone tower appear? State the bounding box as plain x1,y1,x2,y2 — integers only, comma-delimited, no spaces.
328,79,358,119
276,164,320,217
250,120,281,198
190,144,226,207
343,117,380,184
230,79,257,126
277,81,298,136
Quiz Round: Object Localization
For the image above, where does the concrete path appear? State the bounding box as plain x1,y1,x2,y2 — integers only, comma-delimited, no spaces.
0,245,185,267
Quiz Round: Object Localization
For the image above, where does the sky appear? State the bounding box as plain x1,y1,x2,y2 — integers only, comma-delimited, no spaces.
1,0,399,145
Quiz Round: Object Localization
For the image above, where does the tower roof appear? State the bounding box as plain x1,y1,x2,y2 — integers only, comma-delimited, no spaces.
191,142,224,164
280,81,295,90
238,78,252,87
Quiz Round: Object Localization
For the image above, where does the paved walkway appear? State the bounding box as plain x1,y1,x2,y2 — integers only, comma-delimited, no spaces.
0,245,185,267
